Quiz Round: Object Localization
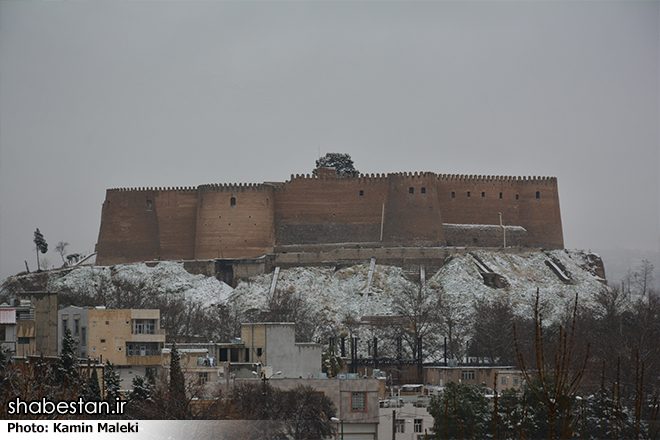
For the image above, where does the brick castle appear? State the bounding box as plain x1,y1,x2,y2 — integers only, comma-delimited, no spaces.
95,168,563,266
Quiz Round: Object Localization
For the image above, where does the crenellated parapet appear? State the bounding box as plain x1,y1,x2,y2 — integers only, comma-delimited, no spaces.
198,182,275,192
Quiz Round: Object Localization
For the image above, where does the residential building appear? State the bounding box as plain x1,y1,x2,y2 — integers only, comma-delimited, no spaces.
58,306,165,366
0,292,58,358
424,365,523,392
271,377,380,440
241,322,322,379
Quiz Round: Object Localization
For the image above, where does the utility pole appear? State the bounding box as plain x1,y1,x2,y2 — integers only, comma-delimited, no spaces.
392,409,396,440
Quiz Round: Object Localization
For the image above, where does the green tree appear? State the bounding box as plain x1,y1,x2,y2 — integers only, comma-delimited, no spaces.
168,342,188,418
33,228,48,271
104,361,122,403
83,368,102,401
313,153,359,176
55,327,79,388
428,381,491,439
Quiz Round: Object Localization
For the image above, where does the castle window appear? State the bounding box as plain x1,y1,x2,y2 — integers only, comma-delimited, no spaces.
481,192,485,198
499,192,503,199
421,187,426,195
467,191,471,198
451,191,455,199
359,190,364,197
146,200,153,211
409,187,414,195
230,197,236,207
516,194,519,200
536,191,540,199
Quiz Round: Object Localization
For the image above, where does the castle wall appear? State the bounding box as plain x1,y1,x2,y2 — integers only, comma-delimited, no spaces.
382,173,445,246
443,224,527,248
274,174,389,245
194,184,275,259
435,175,564,249
96,189,162,265
95,188,199,265
96,172,564,266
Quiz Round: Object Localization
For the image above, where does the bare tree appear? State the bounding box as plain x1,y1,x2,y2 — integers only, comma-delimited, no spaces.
470,294,516,365
514,289,590,439
634,259,655,296
392,282,443,359
55,241,69,266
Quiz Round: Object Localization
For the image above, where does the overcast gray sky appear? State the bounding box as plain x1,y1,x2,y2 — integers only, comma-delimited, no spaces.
1,1,658,283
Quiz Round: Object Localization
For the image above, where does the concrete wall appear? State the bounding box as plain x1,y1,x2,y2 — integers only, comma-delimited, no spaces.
21,292,58,357
241,323,322,379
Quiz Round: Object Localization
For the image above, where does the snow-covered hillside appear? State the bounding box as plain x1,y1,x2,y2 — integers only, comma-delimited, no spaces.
36,249,604,334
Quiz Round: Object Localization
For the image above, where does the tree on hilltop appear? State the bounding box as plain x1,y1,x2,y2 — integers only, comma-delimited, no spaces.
33,228,48,271
313,153,359,176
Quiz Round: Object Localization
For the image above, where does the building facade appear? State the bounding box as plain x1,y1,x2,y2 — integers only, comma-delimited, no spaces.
58,307,165,366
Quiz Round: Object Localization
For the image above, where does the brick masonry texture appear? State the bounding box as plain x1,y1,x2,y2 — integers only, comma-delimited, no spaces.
95,171,563,265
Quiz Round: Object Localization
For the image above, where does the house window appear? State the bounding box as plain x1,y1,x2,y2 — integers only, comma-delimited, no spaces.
81,327,86,345
451,191,455,199
256,348,263,357
100,339,106,343
230,197,236,207
481,191,485,198
359,190,364,197
126,342,159,356
467,191,471,198
198,372,209,386
245,348,250,362
395,419,405,433
351,392,367,412
62,316,68,334
513,377,519,386
74,319,80,336
499,192,503,199
421,187,426,195
219,348,228,362
132,319,156,335
409,187,414,195
414,419,423,433
461,370,475,381
502,377,508,385
536,191,540,199
18,337,30,344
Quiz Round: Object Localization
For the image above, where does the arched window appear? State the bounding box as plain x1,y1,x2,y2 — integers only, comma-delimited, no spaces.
230,197,236,207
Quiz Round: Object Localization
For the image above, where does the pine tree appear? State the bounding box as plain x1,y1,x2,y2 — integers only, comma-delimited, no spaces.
104,361,121,403
168,342,188,418
33,228,48,271
56,327,79,388
129,375,152,403
83,368,102,401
